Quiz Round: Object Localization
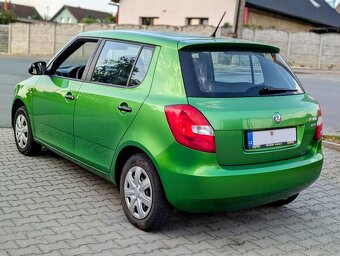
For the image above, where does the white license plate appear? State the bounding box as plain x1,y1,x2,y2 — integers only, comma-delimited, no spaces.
246,128,297,149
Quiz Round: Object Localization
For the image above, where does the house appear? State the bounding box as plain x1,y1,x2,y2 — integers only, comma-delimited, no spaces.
51,5,111,24
110,0,238,27
0,1,42,22
245,0,340,32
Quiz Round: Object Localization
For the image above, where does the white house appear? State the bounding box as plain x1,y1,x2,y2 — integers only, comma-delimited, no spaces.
111,0,238,27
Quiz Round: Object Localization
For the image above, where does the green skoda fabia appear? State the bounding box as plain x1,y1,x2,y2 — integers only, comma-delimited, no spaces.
12,31,323,230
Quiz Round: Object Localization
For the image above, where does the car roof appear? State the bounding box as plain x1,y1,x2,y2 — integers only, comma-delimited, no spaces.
79,30,280,53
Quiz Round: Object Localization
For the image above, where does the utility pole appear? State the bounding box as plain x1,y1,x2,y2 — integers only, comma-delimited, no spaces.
108,1,120,24
233,0,245,38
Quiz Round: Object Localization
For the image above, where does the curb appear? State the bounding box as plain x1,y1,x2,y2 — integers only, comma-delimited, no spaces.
323,141,340,152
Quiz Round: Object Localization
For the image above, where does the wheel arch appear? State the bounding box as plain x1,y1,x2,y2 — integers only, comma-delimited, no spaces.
112,142,160,187
12,98,26,128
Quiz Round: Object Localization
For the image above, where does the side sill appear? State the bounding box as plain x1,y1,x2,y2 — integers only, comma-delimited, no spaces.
35,138,114,183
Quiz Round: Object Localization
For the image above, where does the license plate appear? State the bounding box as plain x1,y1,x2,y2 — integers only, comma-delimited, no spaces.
246,128,297,149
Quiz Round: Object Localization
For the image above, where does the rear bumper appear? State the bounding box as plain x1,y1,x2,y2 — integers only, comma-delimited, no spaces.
155,141,323,212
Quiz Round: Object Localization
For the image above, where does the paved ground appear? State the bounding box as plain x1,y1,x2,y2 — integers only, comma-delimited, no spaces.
0,128,339,256
0,56,340,135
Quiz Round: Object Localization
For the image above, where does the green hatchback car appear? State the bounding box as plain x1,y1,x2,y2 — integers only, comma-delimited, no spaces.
12,30,323,230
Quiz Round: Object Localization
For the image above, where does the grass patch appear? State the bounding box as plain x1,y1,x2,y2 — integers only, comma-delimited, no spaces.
323,135,340,144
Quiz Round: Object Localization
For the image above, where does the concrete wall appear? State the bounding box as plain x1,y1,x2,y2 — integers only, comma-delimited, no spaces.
6,23,340,69
8,23,220,55
242,28,340,69
0,25,9,52
118,0,238,26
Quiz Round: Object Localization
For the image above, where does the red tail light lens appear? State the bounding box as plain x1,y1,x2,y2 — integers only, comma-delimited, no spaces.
165,104,215,153
314,104,323,141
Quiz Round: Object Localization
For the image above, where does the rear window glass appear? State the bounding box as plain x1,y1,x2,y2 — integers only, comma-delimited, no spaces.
179,50,303,97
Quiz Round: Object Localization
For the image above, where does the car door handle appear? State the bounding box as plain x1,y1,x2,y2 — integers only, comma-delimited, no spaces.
65,92,74,100
118,103,132,113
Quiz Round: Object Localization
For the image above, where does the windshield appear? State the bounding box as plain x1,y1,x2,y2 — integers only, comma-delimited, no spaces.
179,50,304,97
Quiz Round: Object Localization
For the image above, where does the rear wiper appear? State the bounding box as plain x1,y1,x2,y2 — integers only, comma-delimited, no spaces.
259,86,298,95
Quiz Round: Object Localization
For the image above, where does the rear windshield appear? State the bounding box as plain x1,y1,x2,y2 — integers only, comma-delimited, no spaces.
179,49,304,97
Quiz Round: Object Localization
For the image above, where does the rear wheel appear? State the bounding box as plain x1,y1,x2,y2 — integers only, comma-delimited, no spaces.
267,193,299,207
120,153,171,231
14,106,41,156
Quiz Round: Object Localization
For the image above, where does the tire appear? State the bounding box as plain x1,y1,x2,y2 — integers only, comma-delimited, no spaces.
120,153,171,231
267,193,299,207
14,106,41,156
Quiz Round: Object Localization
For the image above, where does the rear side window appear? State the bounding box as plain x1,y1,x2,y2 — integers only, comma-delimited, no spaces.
129,46,154,86
91,41,154,87
180,50,303,97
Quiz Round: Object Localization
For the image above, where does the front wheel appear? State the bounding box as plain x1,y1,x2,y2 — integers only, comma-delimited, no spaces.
14,106,41,156
120,153,171,231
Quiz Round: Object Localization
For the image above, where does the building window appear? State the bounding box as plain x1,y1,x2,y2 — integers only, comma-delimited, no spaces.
186,18,209,25
140,17,159,25
60,17,65,23
68,17,72,23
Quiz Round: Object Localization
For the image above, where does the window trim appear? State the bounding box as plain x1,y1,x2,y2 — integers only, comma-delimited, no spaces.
85,39,156,89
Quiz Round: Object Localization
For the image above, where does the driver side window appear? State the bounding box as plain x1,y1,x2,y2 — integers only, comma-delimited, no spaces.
53,40,98,80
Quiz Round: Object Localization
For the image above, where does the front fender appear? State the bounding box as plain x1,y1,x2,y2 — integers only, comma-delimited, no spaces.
12,76,40,131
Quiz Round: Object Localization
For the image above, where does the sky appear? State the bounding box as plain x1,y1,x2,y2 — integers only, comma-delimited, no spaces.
9,0,117,19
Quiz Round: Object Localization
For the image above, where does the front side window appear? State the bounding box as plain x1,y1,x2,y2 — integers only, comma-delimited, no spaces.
91,41,154,87
51,40,98,80
180,49,303,97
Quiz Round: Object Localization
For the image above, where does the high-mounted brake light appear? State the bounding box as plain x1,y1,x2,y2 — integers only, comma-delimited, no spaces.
314,104,322,141
165,104,215,153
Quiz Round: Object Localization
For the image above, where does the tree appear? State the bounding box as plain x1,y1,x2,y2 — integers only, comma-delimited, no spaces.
0,10,16,24
104,15,115,24
80,16,98,24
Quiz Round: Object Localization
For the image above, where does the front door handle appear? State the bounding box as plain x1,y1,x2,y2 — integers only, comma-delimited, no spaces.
118,103,132,113
65,92,74,100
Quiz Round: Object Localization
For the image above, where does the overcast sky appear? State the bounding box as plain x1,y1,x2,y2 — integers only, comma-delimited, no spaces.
10,0,117,19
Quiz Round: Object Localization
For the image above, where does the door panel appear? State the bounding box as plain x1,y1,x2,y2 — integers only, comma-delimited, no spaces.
73,42,157,173
32,39,99,155
33,76,82,154
74,84,148,172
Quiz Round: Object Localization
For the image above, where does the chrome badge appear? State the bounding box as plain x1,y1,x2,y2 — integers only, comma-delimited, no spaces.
273,112,281,124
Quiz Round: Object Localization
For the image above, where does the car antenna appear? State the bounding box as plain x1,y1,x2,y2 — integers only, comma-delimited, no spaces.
210,11,226,38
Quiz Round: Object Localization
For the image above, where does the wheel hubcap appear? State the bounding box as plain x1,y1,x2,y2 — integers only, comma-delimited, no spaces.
15,114,28,149
124,166,152,219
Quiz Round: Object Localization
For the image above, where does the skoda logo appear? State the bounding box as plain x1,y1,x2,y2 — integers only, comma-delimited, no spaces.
273,112,281,124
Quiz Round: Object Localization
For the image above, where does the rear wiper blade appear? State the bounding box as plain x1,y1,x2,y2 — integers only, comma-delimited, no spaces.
259,86,298,95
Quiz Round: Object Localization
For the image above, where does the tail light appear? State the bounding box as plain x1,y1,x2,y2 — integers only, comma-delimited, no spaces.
165,104,215,153
314,104,322,141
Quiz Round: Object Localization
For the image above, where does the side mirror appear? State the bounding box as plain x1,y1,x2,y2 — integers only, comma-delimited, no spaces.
28,61,47,75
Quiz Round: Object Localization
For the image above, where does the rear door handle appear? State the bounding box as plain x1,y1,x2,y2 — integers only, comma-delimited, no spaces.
118,103,132,113
65,92,74,100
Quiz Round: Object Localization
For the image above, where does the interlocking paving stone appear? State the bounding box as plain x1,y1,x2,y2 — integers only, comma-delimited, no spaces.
0,128,339,255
